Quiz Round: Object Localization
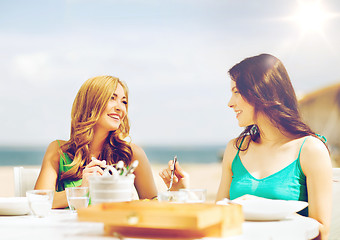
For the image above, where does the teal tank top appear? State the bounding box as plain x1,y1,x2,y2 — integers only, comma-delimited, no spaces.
56,141,82,192
229,137,308,216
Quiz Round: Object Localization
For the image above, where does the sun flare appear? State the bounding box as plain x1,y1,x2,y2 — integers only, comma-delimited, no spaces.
296,3,326,31
295,2,328,32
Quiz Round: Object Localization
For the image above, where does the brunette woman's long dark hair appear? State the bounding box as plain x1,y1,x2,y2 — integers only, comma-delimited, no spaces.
228,53,319,151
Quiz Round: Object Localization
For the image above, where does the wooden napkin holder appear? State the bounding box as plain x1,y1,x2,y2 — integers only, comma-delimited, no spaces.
78,201,243,238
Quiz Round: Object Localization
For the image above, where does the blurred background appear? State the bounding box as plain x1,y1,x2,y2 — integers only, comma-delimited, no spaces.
0,0,339,166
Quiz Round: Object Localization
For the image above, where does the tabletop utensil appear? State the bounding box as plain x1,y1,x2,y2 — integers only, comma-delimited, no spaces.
116,160,125,175
125,160,139,176
167,156,177,191
91,156,123,177
102,165,119,177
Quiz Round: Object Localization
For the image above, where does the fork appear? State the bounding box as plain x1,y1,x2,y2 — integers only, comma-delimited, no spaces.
167,156,177,191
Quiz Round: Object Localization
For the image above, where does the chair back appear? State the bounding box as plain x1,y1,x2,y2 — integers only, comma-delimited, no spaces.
330,168,340,239
13,166,41,197
333,168,340,183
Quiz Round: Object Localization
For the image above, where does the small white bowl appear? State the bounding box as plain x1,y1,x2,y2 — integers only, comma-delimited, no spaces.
0,197,30,216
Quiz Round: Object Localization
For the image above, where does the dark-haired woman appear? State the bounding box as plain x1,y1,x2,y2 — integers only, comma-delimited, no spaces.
160,54,332,239
35,76,157,209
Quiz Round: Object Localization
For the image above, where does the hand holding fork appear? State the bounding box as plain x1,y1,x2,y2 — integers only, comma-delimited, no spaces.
159,156,190,191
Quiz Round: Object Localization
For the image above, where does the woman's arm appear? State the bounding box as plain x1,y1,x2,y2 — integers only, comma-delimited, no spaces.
300,137,333,240
216,139,236,202
34,140,68,209
35,141,106,209
131,143,158,199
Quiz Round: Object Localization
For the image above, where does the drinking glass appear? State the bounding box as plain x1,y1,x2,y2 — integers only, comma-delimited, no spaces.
26,190,54,217
65,187,89,212
158,191,188,203
180,189,207,203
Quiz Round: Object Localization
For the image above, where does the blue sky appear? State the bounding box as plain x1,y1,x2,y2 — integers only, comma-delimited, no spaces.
0,0,340,146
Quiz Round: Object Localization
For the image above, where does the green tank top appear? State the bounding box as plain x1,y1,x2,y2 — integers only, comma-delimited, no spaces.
229,137,308,216
56,141,82,192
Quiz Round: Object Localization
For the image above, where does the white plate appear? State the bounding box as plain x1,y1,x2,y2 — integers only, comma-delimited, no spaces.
0,197,30,216
217,198,308,221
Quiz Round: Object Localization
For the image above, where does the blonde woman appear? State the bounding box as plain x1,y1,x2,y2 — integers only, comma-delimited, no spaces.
35,76,157,208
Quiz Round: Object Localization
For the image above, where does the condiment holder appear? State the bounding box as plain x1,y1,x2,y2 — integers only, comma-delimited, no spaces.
89,160,138,205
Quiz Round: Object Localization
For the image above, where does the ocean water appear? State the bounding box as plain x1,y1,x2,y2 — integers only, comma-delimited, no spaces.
0,145,225,166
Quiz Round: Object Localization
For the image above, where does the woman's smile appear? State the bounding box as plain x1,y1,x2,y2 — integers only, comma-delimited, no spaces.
95,83,127,132
235,110,242,118
108,113,121,121
228,81,255,127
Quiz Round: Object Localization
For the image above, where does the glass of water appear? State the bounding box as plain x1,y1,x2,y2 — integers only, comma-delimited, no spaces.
65,187,89,212
26,190,54,217
180,189,207,203
158,191,188,203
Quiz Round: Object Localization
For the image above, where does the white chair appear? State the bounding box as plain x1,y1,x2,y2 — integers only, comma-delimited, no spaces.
13,166,41,197
330,168,340,240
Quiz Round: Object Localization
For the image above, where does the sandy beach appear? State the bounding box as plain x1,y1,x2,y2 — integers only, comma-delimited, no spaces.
0,166,18,197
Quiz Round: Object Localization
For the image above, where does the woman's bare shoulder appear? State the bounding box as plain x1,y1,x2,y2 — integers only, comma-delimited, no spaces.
225,136,248,155
301,136,329,156
130,143,148,161
130,143,145,154
222,137,241,165
225,138,237,151
56,139,67,145
46,140,60,152
44,140,64,164
300,136,332,172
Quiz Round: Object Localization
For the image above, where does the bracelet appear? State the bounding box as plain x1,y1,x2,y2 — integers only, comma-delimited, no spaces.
151,195,158,200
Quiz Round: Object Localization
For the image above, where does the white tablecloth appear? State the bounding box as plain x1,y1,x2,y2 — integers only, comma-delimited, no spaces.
0,210,319,240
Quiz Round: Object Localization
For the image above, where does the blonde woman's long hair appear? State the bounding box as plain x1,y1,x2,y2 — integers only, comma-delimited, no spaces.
60,76,132,181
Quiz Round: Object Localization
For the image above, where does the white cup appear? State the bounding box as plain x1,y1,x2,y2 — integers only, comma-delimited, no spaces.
26,190,54,217
65,187,89,212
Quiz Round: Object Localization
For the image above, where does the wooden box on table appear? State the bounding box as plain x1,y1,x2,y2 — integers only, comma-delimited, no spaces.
77,201,243,238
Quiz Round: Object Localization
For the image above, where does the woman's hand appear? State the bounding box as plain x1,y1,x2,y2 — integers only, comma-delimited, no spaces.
81,159,106,187
159,160,190,191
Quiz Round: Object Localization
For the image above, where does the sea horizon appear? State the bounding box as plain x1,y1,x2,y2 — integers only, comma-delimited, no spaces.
0,144,225,166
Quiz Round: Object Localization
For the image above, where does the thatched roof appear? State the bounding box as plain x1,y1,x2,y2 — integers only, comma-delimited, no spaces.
298,82,340,166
